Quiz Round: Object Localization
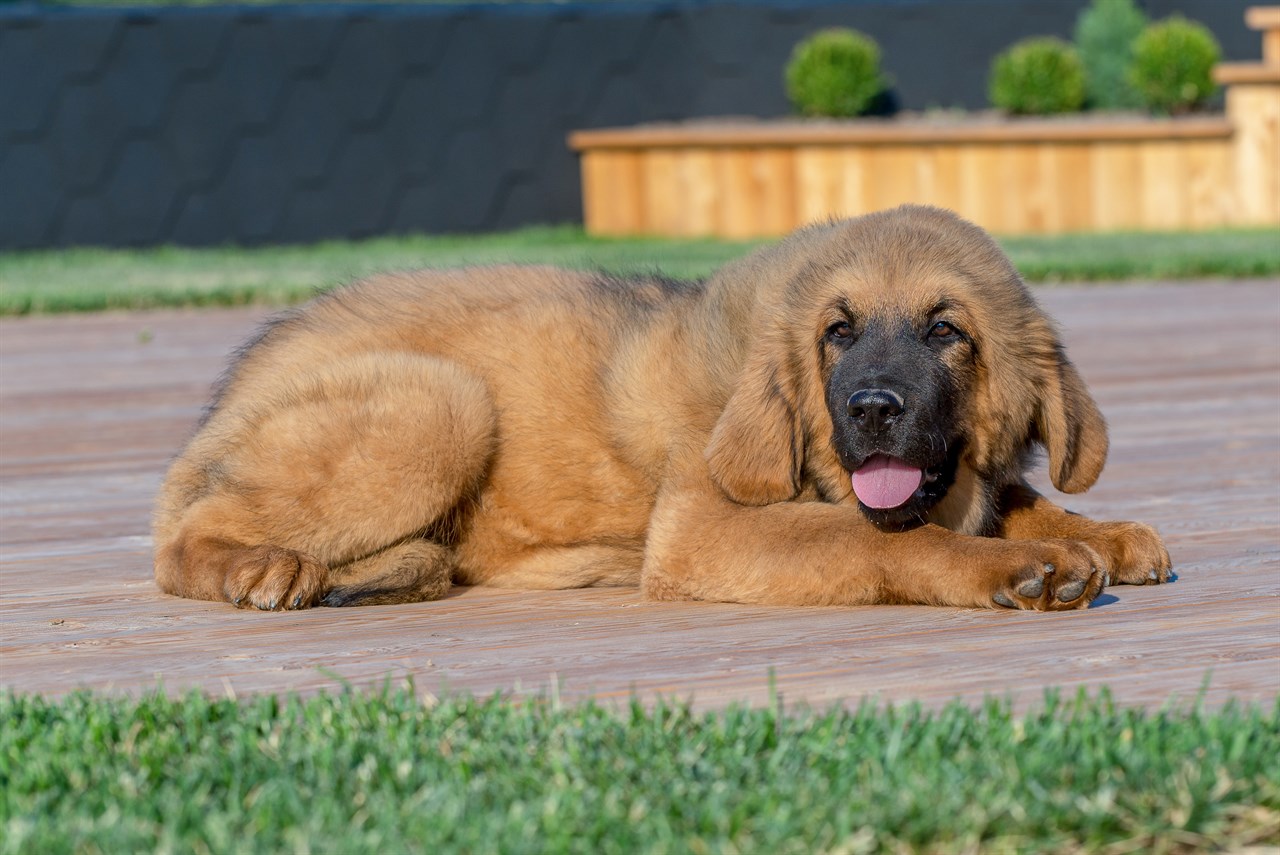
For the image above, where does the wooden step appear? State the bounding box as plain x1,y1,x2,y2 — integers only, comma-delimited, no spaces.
1245,6,1280,65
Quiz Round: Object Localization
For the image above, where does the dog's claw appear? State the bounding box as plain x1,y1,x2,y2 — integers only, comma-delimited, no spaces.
992,591,1016,608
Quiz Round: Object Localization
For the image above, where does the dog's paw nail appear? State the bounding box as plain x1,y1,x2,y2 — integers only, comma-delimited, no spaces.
992,591,1016,608
292,595,304,609
1147,568,1159,582
1016,578,1043,598
1043,563,1055,574
1056,580,1087,602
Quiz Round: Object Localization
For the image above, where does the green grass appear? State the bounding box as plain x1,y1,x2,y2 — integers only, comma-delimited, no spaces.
995,228,1280,283
1,225,1276,316
2,687,1276,854
0,227,759,316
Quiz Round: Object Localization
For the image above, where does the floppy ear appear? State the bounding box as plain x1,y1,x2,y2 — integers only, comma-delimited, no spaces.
1035,347,1108,494
705,360,803,506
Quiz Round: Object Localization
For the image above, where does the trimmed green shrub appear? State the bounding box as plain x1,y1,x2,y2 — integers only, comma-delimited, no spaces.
1129,15,1221,114
989,37,1087,115
1074,0,1148,109
785,28,886,118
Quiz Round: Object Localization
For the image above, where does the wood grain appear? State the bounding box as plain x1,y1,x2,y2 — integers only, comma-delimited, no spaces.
576,130,1242,236
2,282,1279,712
1227,83,1280,225
568,117,1233,149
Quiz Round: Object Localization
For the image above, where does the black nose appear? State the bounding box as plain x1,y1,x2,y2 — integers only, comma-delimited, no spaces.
847,388,905,434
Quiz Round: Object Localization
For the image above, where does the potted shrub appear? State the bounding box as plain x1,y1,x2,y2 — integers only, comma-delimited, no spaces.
785,28,888,118
570,3,1275,238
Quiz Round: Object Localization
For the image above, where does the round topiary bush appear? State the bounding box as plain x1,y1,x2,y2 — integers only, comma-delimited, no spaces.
989,37,1086,115
1129,15,1221,114
1074,0,1148,109
785,28,886,118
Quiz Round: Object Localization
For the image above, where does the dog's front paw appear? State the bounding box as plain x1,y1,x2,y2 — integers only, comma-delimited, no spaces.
1081,521,1172,585
224,546,328,610
989,539,1106,611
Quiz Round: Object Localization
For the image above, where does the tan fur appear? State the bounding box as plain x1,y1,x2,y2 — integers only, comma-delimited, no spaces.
153,206,1170,612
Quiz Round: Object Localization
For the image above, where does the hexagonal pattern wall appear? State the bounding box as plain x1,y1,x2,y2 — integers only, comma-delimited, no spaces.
0,0,1254,249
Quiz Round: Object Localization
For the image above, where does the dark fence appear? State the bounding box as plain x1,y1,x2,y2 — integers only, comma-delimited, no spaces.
0,0,1256,249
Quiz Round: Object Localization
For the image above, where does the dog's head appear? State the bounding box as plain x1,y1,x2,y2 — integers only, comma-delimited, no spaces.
705,205,1107,535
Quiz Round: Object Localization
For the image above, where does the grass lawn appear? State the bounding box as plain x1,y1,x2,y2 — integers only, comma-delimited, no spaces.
1,226,1276,316
2,688,1276,854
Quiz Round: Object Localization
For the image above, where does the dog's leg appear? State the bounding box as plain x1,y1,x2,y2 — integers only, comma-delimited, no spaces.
153,353,495,609
320,540,456,607
995,484,1171,585
642,481,1106,611
457,542,646,589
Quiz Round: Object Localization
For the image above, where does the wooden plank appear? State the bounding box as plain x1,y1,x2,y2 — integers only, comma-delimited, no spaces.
1,282,1278,712
1246,6,1280,32
581,150,644,236
1138,140,1186,229
794,146,843,227
1265,28,1280,66
575,110,1274,238
834,148,869,219
998,143,1040,233
639,150,682,237
864,145,918,213
1228,84,1280,224
1184,139,1234,228
956,144,1003,233
924,145,963,213
1045,143,1093,233
715,148,800,238
568,117,1234,150
759,149,800,236
1214,63,1280,85
676,148,718,237
1090,142,1142,230
716,149,758,239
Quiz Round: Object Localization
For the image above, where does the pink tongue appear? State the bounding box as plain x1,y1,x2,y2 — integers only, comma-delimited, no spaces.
851,455,924,509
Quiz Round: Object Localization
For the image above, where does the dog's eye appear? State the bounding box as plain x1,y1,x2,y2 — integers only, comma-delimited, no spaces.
826,321,853,342
929,321,959,340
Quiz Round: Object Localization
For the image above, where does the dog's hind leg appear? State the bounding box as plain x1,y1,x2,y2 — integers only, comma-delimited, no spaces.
321,539,457,607
153,353,495,609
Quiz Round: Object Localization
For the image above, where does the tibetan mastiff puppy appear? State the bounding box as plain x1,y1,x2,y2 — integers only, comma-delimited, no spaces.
154,205,1170,612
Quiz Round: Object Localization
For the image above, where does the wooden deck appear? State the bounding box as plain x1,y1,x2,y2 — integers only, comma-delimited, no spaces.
2,280,1278,711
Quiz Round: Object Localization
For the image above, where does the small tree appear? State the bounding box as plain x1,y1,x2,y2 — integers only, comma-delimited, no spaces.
785,28,887,118
1074,0,1148,110
1129,15,1221,114
989,38,1086,115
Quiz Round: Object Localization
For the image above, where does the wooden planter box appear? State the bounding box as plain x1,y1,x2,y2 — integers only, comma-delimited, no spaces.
570,8,1280,238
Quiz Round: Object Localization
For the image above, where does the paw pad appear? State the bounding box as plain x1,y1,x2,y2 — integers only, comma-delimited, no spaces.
1056,580,1087,602
1016,578,1044,598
